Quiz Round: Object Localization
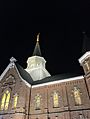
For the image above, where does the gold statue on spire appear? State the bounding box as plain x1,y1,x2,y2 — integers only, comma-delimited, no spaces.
37,33,40,42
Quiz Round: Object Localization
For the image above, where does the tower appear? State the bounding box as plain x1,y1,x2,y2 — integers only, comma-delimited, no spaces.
25,33,51,81
78,33,90,98
82,32,90,54
79,51,90,99
79,33,90,75
79,51,90,75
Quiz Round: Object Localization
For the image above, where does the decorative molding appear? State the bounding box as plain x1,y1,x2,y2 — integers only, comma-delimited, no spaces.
0,62,31,88
6,75,15,81
10,57,17,63
32,76,84,88
79,51,90,64
0,63,15,81
2,75,16,86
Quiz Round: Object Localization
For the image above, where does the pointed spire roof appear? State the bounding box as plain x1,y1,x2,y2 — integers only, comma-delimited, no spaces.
33,33,42,56
82,32,90,53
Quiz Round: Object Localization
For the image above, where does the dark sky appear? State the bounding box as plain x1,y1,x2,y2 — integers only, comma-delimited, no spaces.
0,0,90,76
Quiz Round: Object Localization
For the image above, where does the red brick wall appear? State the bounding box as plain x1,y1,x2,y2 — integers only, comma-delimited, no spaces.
30,77,90,119
0,64,90,119
0,66,31,119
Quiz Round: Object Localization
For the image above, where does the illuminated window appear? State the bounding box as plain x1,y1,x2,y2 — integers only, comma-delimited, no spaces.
84,60,90,72
73,87,82,105
0,90,10,110
0,93,6,110
53,91,59,107
14,94,18,108
35,94,41,109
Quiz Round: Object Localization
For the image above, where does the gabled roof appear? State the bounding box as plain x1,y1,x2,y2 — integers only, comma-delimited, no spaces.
15,62,33,84
0,57,84,87
0,57,33,87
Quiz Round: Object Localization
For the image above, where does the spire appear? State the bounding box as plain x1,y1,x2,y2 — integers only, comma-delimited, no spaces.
25,33,51,81
33,33,42,56
82,32,90,54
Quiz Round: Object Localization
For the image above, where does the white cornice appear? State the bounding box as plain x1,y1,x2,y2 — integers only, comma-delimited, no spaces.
32,76,84,88
0,62,15,80
27,56,46,64
79,51,90,64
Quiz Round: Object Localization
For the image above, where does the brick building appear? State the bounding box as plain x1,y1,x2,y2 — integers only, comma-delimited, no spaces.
0,34,90,119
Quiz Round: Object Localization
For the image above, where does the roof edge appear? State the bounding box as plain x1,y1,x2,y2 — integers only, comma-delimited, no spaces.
32,75,84,88
79,51,90,64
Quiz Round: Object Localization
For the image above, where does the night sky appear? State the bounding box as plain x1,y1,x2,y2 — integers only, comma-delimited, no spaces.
0,0,90,76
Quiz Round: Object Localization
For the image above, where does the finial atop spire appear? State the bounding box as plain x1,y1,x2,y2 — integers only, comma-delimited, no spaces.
33,33,41,56
37,33,40,42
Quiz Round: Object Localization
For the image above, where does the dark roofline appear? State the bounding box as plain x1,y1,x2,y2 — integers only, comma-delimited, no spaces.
32,72,83,85
15,62,33,85
14,62,83,86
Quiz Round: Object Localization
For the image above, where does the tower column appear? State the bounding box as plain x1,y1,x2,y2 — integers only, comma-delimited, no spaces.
79,51,90,98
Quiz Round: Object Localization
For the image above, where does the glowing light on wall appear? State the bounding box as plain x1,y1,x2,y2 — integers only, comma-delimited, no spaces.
14,94,18,108
53,91,59,108
0,90,10,110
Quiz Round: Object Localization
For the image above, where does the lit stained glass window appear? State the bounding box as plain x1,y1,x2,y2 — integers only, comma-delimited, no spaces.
73,87,82,105
35,94,41,109
0,90,10,110
53,91,59,108
14,94,18,108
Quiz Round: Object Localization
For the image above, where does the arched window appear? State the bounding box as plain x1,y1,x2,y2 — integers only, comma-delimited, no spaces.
73,87,82,105
0,93,6,110
13,94,18,108
35,94,41,109
53,91,59,108
0,90,10,110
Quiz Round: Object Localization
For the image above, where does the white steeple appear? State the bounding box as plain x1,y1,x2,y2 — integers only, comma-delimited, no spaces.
25,33,51,81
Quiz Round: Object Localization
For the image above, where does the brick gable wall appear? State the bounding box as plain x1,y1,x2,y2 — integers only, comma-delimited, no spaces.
0,65,90,119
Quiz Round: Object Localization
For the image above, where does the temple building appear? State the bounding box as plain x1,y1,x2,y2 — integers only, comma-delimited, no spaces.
0,34,90,119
